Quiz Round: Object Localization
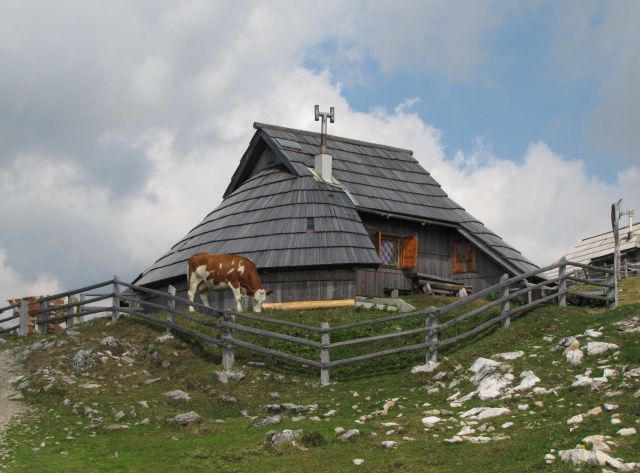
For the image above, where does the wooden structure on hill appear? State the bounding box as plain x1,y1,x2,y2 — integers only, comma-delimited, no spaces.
560,219,640,275
133,121,539,309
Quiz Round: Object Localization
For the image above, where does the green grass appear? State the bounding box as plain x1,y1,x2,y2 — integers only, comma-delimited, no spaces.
2,278,640,472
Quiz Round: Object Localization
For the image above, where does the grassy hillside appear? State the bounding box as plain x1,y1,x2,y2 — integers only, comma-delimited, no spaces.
1,278,639,472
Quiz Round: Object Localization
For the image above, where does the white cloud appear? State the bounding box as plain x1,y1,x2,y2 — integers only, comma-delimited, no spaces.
1,1,639,303
0,249,60,305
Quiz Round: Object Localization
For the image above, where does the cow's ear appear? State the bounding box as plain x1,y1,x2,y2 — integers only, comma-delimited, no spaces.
266,290,273,295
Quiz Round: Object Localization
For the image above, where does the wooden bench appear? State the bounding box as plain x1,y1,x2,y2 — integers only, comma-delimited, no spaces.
406,272,472,297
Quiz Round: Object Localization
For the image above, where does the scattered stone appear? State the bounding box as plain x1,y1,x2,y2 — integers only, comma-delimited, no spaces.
558,448,636,470
156,334,174,343
558,336,577,348
216,370,245,384
323,409,337,417
219,395,236,404
100,336,120,349
114,411,125,420
353,459,364,466
380,440,398,449
510,370,540,392
460,407,510,420
582,435,612,453
105,424,129,431
623,367,640,379
493,351,524,361
583,329,602,338
411,361,440,374
618,428,636,436
144,378,162,385
138,400,149,409
544,453,555,463
169,411,201,425
586,342,619,356
603,403,618,412
164,390,191,401
566,414,584,425
338,429,360,441
565,348,584,366
501,422,513,429
79,383,101,389
266,429,303,448
72,350,95,372
456,425,475,436
421,416,442,428
254,415,282,427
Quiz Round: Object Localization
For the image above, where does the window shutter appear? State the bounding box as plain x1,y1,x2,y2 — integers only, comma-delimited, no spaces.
401,234,418,268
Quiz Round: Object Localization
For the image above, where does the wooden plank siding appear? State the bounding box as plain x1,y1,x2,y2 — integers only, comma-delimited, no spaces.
357,214,508,296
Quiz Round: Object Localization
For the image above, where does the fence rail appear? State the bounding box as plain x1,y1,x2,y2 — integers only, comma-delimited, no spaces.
0,258,620,383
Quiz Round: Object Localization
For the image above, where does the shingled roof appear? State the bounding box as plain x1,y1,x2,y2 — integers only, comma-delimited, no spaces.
134,123,538,286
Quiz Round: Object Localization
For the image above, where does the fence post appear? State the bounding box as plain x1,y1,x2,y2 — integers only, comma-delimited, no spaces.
500,274,510,328
79,294,85,323
320,322,331,385
66,295,75,329
112,276,120,322
18,300,29,337
166,285,176,333
222,312,235,371
37,296,47,334
558,258,567,307
426,307,438,363
605,270,616,308
525,280,533,304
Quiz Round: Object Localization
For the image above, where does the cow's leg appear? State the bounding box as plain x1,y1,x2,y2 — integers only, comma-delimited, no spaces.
199,287,210,308
230,285,243,312
187,274,201,312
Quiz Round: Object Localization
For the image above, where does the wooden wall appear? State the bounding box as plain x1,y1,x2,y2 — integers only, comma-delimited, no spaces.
357,214,509,295
138,268,358,313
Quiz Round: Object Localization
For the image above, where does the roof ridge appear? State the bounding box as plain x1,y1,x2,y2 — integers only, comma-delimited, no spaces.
254,122,414,155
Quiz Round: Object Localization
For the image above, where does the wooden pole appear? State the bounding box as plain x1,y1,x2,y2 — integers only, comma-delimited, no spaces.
37,296,46,334
525,280,533,304
611,201,621,308
112,276,120,322
66,295,74,329
426,307,438,363
500,274,510,327
222,312,235,371
79,294,85,323
18,300,29,337
166,285,176,333
320,322,330,385
558,258,567,307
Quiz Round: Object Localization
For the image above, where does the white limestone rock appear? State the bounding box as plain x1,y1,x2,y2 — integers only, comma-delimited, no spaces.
565,348,584,365
618,428,636,437
460,407,511,420
164,390,191,401
267,429,303,448
411,361,440,374
583,329,602,338
421,416,442,428
510,370,540,392
353,459,364,466
380,440,398,449
566,414,584,425
493,351,524,361
170,411,201,425
586,342,619,356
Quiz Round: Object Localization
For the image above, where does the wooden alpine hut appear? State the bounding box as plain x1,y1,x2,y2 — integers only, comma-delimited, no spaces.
133,114,539,309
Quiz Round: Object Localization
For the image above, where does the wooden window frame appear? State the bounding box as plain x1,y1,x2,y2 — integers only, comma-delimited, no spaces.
451,239,478,274
374,231,419,269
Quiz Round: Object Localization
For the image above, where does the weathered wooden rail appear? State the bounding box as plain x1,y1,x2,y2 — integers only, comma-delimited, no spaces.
0,258,617,384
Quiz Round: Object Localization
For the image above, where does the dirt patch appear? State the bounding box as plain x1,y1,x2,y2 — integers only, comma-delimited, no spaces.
0,348,27,437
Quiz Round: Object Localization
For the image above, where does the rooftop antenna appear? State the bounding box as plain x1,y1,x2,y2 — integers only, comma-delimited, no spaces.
314,105,335,155
626,209,634,238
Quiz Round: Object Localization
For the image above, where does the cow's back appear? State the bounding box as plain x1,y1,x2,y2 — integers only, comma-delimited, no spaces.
187,253,262,293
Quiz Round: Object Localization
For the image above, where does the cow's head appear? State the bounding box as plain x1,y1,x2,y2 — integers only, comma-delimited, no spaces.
252,288,273,313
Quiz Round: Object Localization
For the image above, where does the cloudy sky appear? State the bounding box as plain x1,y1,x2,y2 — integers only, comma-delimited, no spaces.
1,0,639,302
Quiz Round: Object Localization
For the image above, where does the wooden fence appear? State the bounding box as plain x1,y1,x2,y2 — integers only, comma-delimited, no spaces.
0,258,617,384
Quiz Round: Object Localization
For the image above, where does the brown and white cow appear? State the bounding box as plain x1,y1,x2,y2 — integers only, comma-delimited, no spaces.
187,253,272,313
7,295,79,334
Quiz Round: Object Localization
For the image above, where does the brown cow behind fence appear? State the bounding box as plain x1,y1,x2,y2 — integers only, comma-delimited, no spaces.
7,295,79,334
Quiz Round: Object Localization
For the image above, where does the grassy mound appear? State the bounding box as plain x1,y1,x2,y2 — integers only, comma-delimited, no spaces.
1,278,639,472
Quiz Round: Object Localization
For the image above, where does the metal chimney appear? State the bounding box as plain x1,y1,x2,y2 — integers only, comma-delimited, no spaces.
314,105,334,182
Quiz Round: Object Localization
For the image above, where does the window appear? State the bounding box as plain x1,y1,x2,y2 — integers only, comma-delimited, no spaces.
452,240,477,273
374,232,419,268
380,237,399,266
